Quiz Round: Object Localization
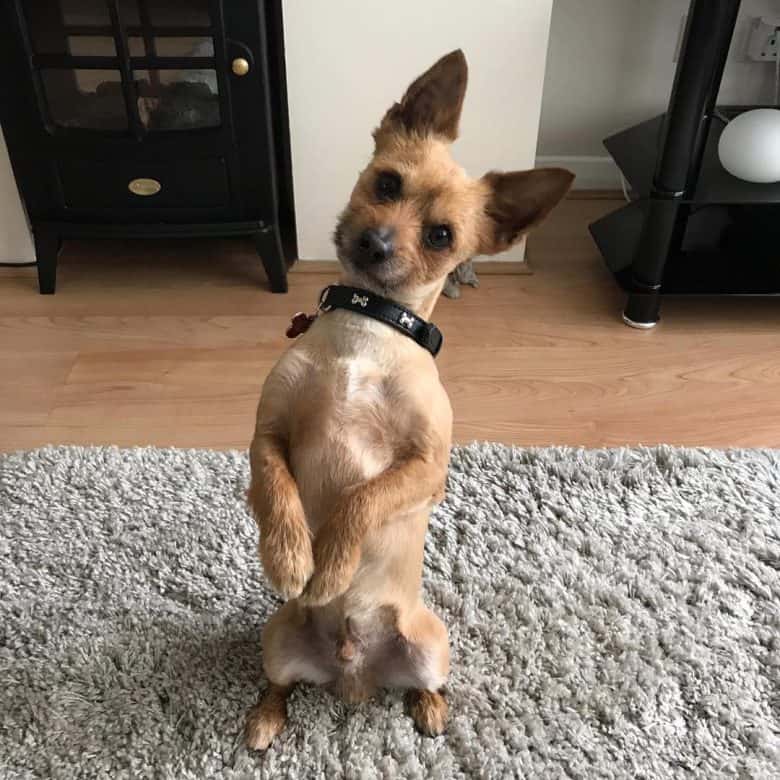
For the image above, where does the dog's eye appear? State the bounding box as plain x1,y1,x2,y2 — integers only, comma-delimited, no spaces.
375,171,402,202
425,224,453,250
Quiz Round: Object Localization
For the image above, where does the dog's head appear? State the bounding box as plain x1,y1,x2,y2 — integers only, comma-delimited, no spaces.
334,49,574,299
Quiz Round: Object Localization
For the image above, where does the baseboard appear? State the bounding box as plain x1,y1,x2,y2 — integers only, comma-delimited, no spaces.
536,155,622,191
290,260,532,275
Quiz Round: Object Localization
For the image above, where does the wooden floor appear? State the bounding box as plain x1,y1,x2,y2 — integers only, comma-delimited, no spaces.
3,197,780,452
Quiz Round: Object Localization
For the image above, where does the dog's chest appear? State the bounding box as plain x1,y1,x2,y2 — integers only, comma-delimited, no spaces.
328,359,389,456
289,355,401,515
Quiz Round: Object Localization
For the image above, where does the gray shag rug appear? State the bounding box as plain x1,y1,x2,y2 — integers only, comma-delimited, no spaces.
1,445,779,779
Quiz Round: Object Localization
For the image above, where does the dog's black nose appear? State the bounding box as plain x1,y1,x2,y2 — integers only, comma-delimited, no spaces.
356,228,395,264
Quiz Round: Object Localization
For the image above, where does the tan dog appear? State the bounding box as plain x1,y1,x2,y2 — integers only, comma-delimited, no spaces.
245,50,573,749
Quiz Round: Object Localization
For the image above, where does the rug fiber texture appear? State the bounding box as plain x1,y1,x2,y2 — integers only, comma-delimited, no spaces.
1,445,778,778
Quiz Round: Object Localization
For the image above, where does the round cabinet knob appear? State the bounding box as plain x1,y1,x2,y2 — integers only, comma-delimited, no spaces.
231,58,250,77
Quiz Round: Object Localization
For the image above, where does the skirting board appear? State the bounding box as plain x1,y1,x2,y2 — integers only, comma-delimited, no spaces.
290,260,533,275
536,155,622,191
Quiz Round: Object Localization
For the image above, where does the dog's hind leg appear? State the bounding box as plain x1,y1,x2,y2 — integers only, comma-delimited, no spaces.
245,601,334,750
379,605,450,736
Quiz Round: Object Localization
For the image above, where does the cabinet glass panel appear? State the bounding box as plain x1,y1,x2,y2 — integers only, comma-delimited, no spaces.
25,0,110,53
155,37,214,57
135,68,220,130
41,69,126,130
66,36,117,56
61,0,110,26
146,0,211,28
119,0,141,27
128,37,146,56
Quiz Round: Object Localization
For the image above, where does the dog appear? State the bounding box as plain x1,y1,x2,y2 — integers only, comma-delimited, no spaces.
244,49,573,749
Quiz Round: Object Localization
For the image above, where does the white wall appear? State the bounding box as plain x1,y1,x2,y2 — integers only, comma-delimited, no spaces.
0,129,34,263
538,0,780,187
283,0,554,261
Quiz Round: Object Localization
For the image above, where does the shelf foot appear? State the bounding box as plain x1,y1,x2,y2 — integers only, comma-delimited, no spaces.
622,313,658,330
623,288,661,329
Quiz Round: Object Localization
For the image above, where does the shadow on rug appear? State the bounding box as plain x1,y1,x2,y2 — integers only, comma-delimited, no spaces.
1,445,778,778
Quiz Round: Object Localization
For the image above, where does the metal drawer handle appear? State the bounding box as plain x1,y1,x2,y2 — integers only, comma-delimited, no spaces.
128,178,161,196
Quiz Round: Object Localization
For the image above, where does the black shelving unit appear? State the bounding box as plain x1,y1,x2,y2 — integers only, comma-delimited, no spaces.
589,0,780,327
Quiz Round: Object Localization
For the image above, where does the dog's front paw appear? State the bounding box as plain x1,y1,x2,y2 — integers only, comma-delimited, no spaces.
259,524,314,600
299,533,360,607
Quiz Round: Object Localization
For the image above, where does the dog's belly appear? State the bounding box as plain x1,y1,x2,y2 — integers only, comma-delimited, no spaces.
292,432,390,532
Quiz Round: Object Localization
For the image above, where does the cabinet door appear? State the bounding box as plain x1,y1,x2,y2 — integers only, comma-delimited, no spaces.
222,0,279,222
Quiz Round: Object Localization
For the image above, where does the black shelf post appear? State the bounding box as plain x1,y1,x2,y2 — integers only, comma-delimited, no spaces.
622,0,741,328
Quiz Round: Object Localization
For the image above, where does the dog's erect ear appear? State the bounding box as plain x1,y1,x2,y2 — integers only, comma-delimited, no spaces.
376,49,468,143
477,168,574,255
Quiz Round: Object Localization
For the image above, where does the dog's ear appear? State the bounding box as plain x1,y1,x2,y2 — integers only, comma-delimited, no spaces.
375,49,468,143
477,168,574,255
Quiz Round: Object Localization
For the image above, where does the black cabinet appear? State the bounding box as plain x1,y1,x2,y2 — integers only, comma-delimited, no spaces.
0,0,293,293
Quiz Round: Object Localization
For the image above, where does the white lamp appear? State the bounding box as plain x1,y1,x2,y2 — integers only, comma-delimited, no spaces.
717,108,780,184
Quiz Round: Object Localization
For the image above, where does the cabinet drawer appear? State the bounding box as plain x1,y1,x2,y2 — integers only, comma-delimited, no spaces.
58,158,229,209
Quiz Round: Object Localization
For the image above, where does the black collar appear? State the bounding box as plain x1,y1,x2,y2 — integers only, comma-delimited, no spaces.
318,285,443,357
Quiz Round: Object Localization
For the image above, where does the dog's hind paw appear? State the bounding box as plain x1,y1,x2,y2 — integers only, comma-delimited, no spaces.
245,685,290,751
407,689,448,737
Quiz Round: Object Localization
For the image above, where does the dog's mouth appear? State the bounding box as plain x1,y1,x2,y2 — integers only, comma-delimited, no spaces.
340,253,407,292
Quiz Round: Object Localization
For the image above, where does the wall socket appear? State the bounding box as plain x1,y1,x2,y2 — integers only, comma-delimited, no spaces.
747,16,780,62
674,15,780,64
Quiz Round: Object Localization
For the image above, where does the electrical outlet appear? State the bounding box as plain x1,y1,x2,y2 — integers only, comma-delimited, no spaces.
747,16,780,62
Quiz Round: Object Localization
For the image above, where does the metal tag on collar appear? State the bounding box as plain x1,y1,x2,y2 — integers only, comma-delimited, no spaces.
318,286,334,313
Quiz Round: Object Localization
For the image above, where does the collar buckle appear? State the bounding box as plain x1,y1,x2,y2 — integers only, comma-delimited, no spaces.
318,286,334,313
